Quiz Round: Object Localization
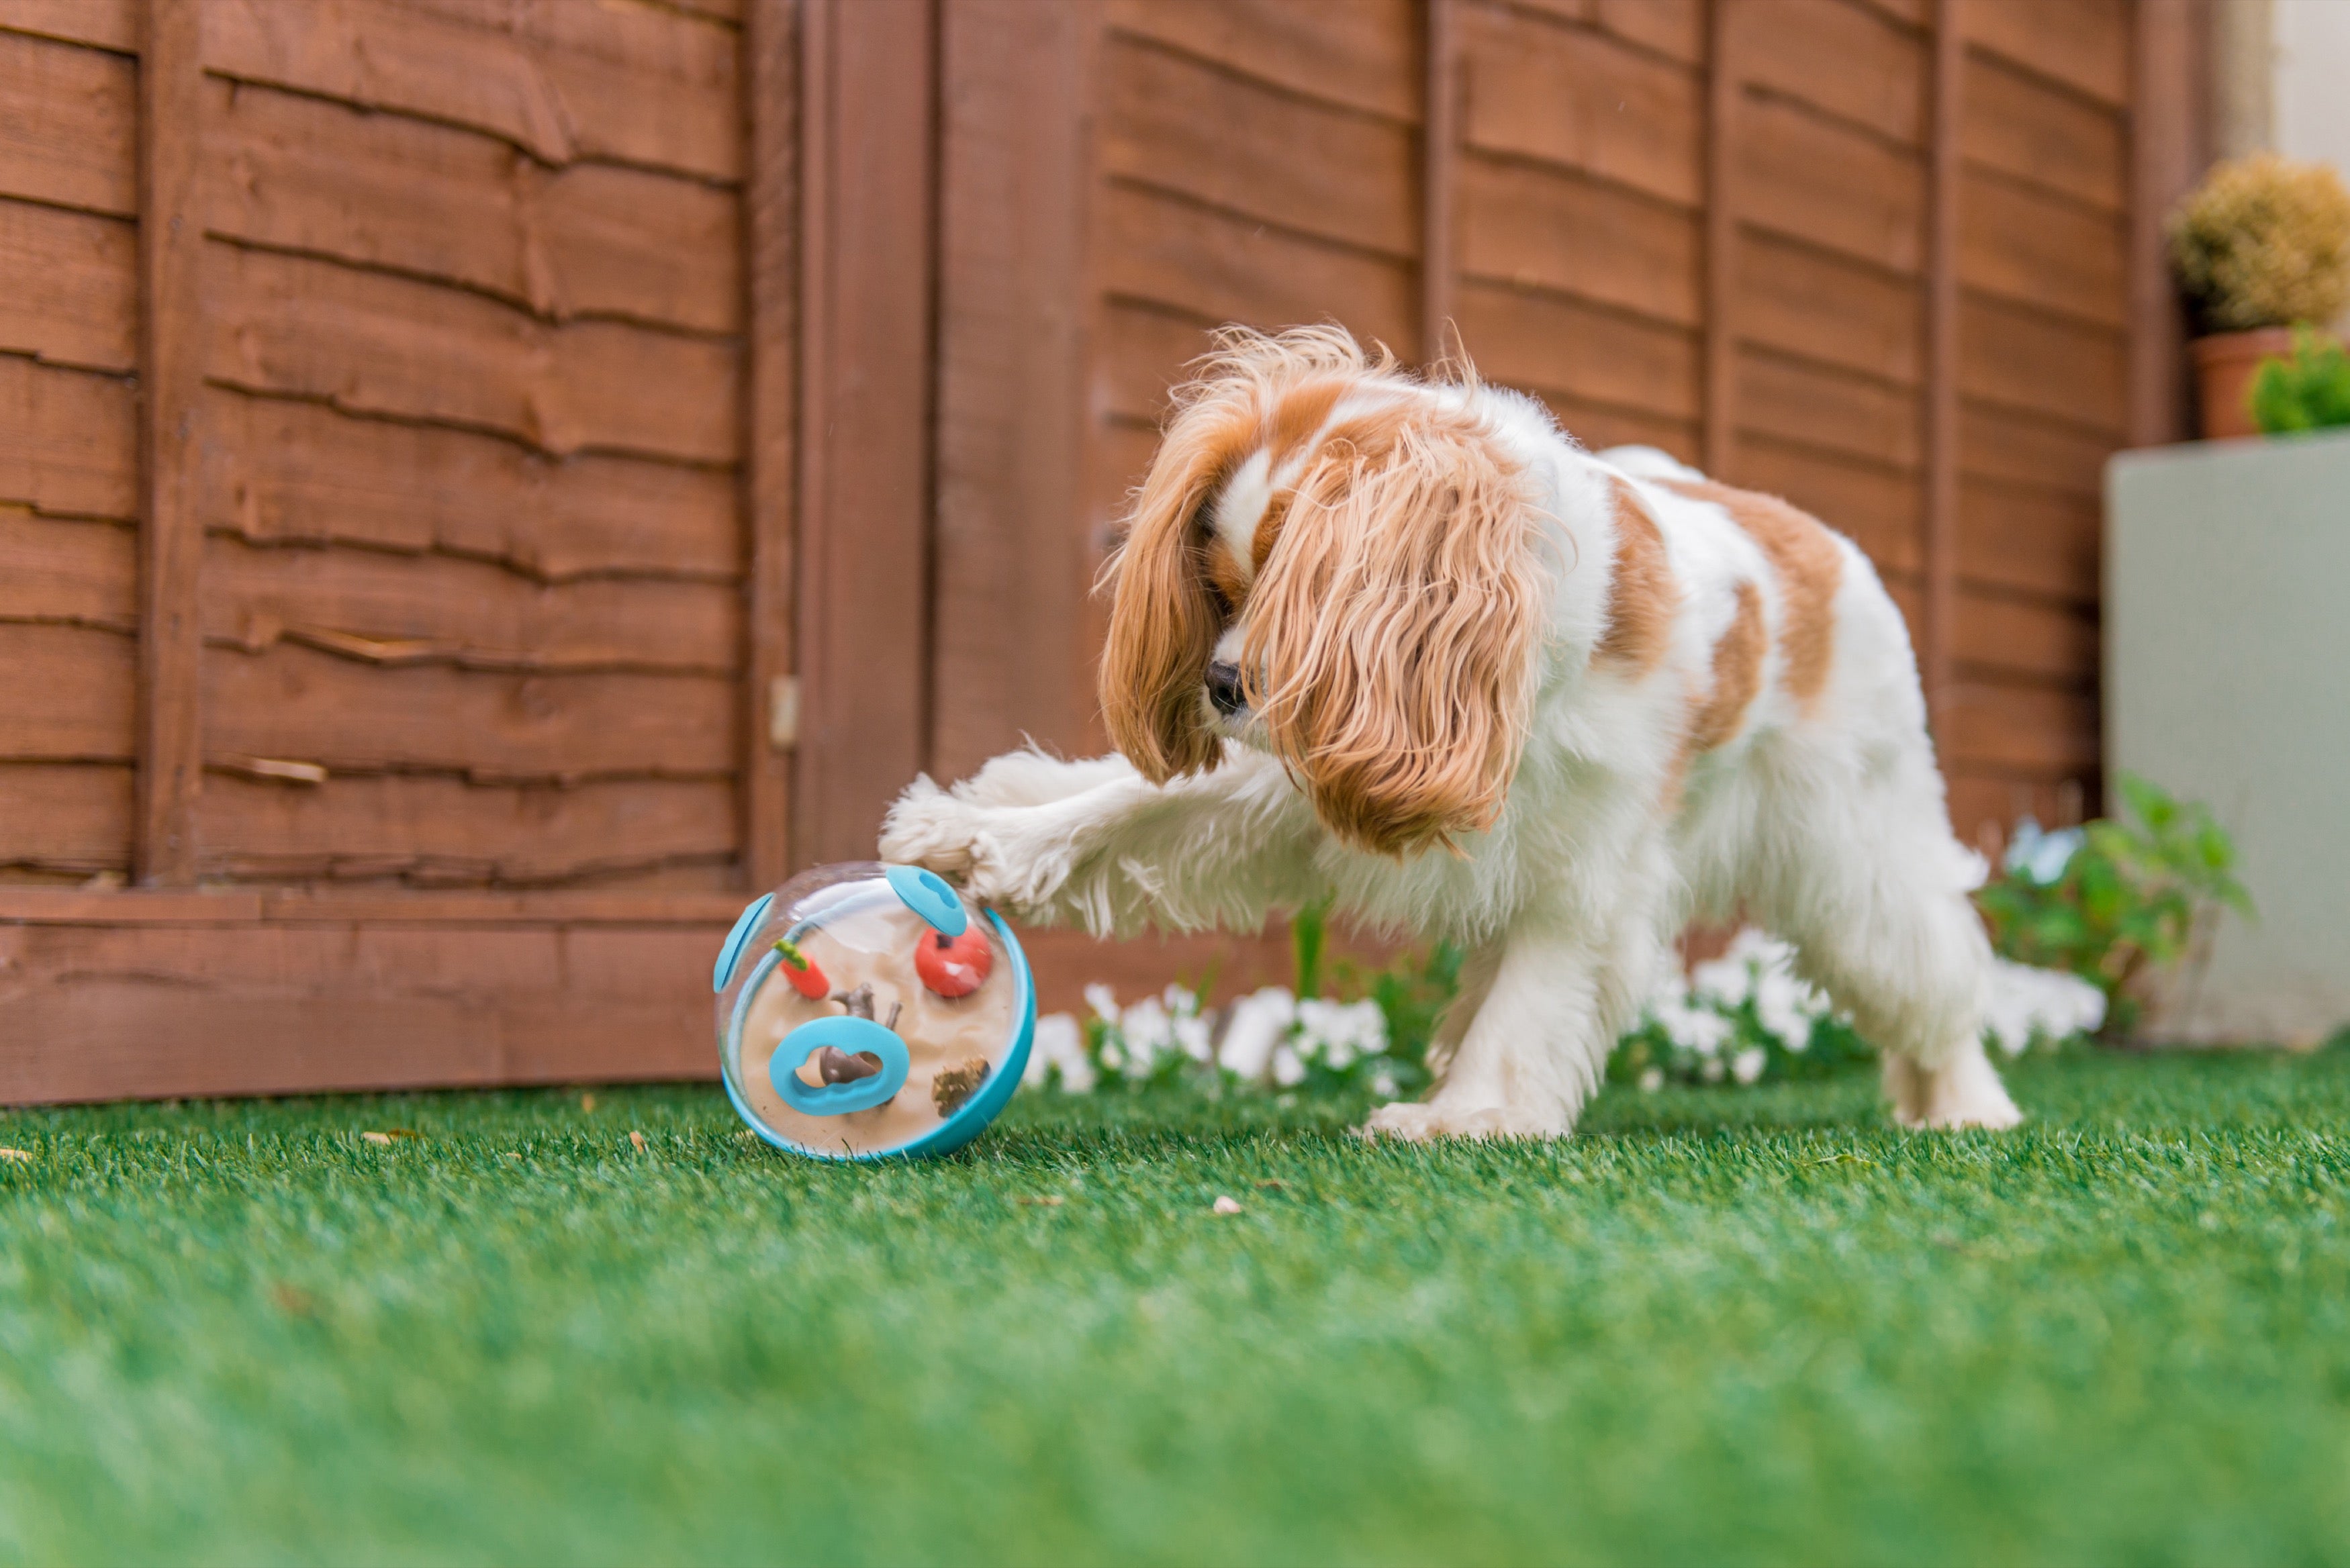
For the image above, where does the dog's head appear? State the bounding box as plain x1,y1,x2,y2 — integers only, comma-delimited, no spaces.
1098,326,1548,856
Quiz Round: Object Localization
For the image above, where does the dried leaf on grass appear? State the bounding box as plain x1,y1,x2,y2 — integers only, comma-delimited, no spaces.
1015,1195,1065,1208
630,1131,646,1152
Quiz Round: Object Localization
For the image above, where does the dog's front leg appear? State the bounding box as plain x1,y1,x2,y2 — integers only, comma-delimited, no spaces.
880,746,1322,938
1364,917,1620,1142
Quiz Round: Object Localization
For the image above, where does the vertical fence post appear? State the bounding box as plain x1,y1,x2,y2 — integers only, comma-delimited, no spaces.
1701,0,1740,479
1921,0,1964,730
743,0,797,889
135,0,203,886
2129,0,2204,448
1421,0,1458,367
792,0,939,868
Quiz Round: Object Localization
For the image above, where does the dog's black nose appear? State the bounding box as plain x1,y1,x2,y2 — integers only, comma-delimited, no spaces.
1205,660,1246,717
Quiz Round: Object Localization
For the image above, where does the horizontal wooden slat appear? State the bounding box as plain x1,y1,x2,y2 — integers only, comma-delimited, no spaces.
1595,0,1703,64
1738,349,1922,470
0,889,761,925
1958,168,2127,329
1940,679,2099,773
1460,3,1701,207
1539,393,1701,464
1959,0,2126,107
199,389,741,581
1959,401,2110,495
197,772,737,885
0,355,135,518
1459,154,1700,327
1101,35,1415,258
204,79,741,334
0,508,133,629
1736,93,1923,275
205,246,741,463
1097,181,1417,356
1102,0,1417,122
0,1,135,52
1960,52,2124,213
1733,0,1922,145
1736,230,1922,384
0,922,721,1101
1957,293,2126,434
1456,279,1701,421
203,642,739,780
0,28,134,216
0,762,130,875
1958,479,2096,603
0,623,134,760
1098,301,1218,426
201,536,742,675
1731,436,1919,576
0,197,134,371
203,0,741,181
1953,589,2097,684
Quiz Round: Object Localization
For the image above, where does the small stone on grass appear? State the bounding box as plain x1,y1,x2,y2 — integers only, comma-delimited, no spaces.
1212,1195,1243,1216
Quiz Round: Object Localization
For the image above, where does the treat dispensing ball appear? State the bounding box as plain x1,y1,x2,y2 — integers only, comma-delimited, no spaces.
713,863,1035,1160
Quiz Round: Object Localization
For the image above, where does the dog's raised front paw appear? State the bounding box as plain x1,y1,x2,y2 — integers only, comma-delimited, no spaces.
1360,1099,1568,1142
878,777,981,882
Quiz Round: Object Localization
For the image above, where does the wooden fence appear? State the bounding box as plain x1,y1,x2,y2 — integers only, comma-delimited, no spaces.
0,0,2203,1101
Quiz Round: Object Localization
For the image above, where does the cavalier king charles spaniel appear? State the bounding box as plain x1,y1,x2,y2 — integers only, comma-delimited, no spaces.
882,326,2022,1139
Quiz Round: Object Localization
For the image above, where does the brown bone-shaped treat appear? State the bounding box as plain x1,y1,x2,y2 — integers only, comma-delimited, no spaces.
931,1056,992,1117
817,1046,883,1083
831,983,901,1032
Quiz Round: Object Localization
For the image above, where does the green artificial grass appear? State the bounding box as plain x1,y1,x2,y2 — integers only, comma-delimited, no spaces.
2,1050,2346,1566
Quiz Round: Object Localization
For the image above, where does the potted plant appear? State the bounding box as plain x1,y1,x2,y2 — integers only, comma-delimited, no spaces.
2167,153,2350,440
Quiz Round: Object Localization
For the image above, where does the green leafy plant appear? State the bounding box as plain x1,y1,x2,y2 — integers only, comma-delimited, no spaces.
1976,774,2253,1039
2250,324,2350,434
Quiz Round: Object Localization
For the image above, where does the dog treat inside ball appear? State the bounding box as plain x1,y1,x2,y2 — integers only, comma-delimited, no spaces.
715,863,1032,1159
931,1056,992,1116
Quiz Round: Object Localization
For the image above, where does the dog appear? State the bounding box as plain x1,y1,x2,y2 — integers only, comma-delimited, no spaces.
882,326,2022,1138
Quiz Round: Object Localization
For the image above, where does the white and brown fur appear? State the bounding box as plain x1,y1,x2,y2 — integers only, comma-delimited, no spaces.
882,327,2021,1138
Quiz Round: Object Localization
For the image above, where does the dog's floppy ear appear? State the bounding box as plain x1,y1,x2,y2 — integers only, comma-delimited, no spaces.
1242,414,1546,854
1097,401,1253,783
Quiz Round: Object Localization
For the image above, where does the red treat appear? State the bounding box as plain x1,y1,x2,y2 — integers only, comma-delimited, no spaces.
773,936,830,999
914,927,992,997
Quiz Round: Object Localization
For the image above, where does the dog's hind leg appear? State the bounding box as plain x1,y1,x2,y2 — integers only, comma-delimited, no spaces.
1746,765,2022,1131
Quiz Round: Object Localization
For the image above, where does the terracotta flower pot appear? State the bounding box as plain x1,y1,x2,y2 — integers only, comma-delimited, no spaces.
2192,326,2300,440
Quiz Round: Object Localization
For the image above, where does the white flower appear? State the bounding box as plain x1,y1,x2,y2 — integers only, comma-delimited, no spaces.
1983,958,2106,1055
1162,983,1198,1016
1173,1010,1215,1063
1218,987,1296,1081
1730,1046,1767,1085
1752,968,1824,1052
1084,982,1121,1023
1638,1067,1665,1093
1657,1000,1734,1057
1027,1012,1096,1093
1120,997,1175,1069
1691,954,1752,1009
1370,1068,1400,1099
1701,1055,1726,1084
1296,997,1386,1070
1270,1044,1306,1087
2004,818,2084,885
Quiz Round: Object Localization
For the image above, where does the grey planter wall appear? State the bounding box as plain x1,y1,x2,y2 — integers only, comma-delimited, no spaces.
2106,428,2350,1044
